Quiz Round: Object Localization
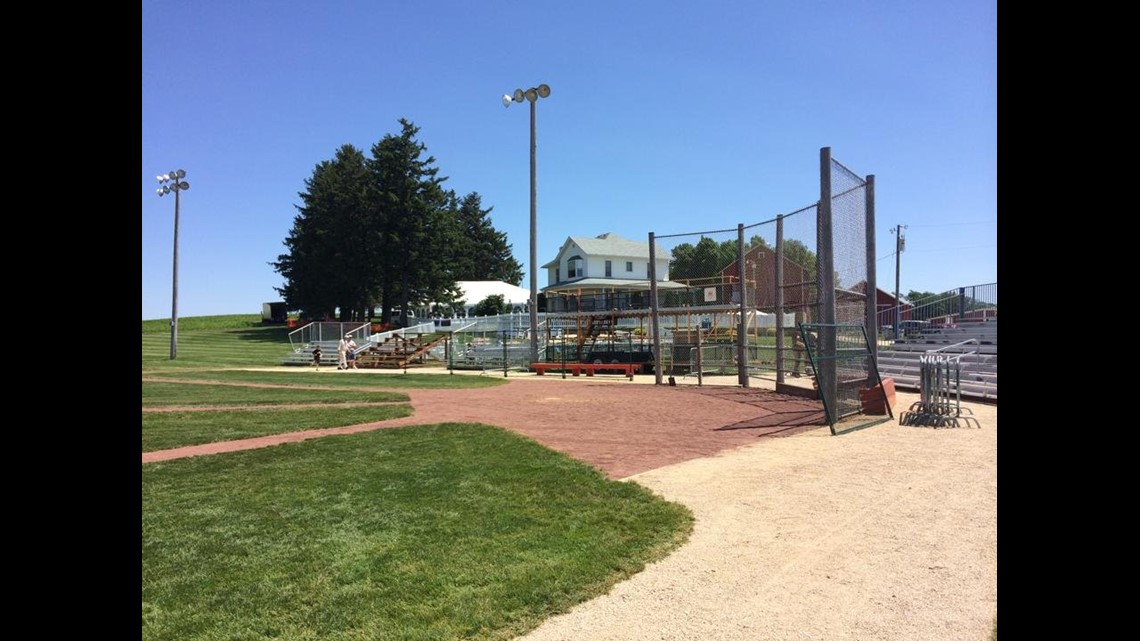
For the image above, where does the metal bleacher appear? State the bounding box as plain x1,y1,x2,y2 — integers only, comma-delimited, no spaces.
279,321,438,367
875,319,997,402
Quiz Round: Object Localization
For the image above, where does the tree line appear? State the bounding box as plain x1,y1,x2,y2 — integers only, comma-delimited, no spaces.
904,289,996,314
271,119,522,325
669,235,817,283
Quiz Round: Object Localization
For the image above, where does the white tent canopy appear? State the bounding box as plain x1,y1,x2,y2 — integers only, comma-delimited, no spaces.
417,281,531,317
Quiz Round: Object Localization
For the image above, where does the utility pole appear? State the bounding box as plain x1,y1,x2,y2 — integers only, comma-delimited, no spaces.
892,224,907,340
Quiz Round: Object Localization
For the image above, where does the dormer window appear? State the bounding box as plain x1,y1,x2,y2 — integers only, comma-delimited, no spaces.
567,255,584,279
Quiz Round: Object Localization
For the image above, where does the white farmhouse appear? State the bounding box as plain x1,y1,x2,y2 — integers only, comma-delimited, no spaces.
541,232,683,312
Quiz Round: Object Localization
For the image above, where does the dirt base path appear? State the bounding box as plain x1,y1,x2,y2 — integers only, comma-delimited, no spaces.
142,378,827,478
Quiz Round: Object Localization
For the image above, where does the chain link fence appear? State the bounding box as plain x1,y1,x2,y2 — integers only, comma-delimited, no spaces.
401,147,884,431
441,315,539,373
646,225,743,381
646,148,881,432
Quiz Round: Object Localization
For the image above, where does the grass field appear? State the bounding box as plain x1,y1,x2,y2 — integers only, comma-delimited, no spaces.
142,315,694,640
143,315,298,371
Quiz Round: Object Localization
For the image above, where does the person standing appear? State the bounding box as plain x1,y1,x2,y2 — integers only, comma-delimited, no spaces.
790,310,816,378
791,331,806,377
345,335,359,369
337,333,353,370
311,344,323,370
792,329,818,378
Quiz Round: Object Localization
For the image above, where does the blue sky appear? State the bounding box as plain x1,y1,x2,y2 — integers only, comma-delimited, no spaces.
142,0,996,320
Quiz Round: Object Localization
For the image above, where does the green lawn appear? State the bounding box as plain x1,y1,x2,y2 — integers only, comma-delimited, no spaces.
143,424,691,641
142,316,694,640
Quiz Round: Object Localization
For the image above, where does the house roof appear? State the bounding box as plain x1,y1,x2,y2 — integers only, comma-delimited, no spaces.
542,232,650,267
571,232,648,257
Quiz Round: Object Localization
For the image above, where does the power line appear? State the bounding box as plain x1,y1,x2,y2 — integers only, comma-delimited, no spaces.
909,219,995,228
907,244,997,253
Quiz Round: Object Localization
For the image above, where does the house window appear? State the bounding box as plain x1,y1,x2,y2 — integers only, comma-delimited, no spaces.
567,255,584,279
605,260,612,277
555,267,560,283
626,261,633,272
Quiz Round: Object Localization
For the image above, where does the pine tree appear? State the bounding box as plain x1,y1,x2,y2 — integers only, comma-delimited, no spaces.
367,119,458,326
445,191,523,284
272,144,369,320
274,119,520,325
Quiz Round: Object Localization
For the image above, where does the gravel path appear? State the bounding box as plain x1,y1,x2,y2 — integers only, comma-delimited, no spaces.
519,390,997,641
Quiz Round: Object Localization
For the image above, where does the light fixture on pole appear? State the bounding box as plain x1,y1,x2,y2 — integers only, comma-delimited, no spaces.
157,169,189,360
502,83,551,363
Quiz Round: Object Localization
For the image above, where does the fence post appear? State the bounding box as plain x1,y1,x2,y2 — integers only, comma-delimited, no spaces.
818,146,837,415
737,223,748,387
775,215,786,383
649,232,663,385
696,323,703,387
864,173,878,380
628,334,634,381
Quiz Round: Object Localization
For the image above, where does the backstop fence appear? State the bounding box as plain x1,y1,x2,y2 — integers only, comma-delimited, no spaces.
648,147,879,427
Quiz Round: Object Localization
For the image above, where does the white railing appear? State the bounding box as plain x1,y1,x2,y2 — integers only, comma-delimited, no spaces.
288,321,370,352
367,322,435,345
928,338,979,355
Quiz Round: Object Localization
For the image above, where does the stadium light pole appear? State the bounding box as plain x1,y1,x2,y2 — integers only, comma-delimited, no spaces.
157,169,189,360
503,84,551,363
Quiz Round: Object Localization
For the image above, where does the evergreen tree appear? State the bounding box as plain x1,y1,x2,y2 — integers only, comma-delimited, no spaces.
367,119,458,327
272,144,369,320
445,191,524,284
273,119,520,325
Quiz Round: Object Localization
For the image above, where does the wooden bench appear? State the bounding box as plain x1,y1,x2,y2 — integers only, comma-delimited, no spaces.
530,362,637,379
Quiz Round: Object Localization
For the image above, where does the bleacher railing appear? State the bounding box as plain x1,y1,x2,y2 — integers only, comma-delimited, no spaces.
876,282,997,340
287,321,370,352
